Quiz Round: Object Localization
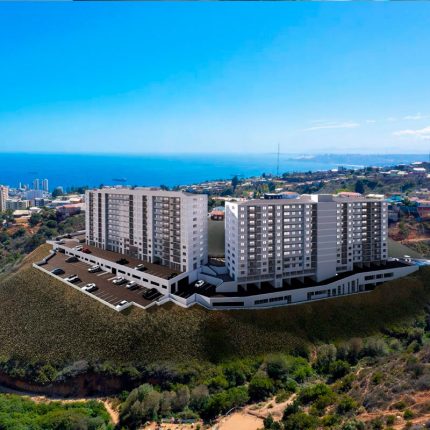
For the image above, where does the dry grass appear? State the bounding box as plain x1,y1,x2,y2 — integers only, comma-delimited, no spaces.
0,246,429,370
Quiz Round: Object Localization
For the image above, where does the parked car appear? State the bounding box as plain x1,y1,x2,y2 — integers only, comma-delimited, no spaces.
195,280,205,288
82,283,98,293
88,265,101,273
82,247,92,254
134,264,147,271
50,267,65,275
112,277,127,285
143,288,160,300
65,274,79,283
56,239,65,245
116,258,129,265
167,272,178,280
65,256,78,263
126,281,138,290
116,300,129,308
73,245,83,251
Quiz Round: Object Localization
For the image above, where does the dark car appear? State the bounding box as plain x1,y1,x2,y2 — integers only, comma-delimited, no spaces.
143,288,160,300
167,272,178,280
82,247,92,254
51,267,65,275
116,258,129,265
65,256,78,263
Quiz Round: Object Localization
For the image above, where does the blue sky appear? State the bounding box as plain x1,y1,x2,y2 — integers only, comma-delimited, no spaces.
0,2,430,154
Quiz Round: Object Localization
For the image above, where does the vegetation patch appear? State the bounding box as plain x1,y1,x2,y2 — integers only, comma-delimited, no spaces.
0,394,112,430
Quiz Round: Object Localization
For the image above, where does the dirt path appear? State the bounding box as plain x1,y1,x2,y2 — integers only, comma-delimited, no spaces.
213,393,296,430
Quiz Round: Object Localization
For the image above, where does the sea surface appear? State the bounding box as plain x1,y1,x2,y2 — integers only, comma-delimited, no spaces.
0,152,427,191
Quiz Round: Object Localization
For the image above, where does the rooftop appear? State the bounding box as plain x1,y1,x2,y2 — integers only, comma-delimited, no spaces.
61,240,181,280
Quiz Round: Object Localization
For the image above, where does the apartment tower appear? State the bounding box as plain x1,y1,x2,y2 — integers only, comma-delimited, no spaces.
85,187,208,273
225,194,388,289
0,185,9,212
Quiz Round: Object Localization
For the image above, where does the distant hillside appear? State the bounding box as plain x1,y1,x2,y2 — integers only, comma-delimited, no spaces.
0,245,429,384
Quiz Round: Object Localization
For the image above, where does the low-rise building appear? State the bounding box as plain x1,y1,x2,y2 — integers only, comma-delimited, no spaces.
6,199,30,211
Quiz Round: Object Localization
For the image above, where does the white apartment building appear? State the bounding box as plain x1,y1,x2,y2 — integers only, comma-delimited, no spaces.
85,187,208,273
42,179,49,192
0,185,9,212
225,194,388,290
6,199,30,211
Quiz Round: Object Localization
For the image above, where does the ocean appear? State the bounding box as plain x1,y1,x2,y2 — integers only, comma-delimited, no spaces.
0,152,427,191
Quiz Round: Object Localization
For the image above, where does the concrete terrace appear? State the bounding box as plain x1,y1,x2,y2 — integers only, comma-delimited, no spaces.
193,260,411,298
61,239,181,280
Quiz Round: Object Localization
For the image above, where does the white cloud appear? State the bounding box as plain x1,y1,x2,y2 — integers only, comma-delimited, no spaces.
365,119,376,124
403,113,426,120
393,125,430,140
302,121,360,132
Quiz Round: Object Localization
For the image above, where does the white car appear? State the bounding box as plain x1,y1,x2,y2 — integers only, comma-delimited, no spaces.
113,276,127,285
195,280,205,288
126,281,138,290
82,283,98,292
116,300,128,308
73,245,83,251
65,274,78,282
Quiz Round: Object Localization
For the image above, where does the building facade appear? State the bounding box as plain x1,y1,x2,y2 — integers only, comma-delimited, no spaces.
85,187,208,273
6,199,30,210
225,194,388,290
42,179,49,192
0,185,9,212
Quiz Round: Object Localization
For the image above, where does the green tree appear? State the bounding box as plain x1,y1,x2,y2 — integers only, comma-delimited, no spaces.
249,372,275,401
283,412,318,430
354,180,365,194
52,187,64,198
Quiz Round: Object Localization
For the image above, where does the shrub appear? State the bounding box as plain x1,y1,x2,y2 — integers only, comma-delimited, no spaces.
190,385,209,412
329,360,350,380
222,360,251,386
200,386,249,420
341,419,365,430
362,338,388,358
372,371,383,385
283,412,318,430
314,344,337,374
386,415,396,426
249,372,275,401
392,400,407,411
404,409,414,420
0,395,111,430
266,355,289,380
370,417,384,430
320,414,341,427
336,395,358,415
283,400,300,420
275,390,291,403
298,384,335,405
336,373,355,393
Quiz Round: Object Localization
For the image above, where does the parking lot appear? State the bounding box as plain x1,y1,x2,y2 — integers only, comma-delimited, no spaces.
60,239,181,280
45,252,161,308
